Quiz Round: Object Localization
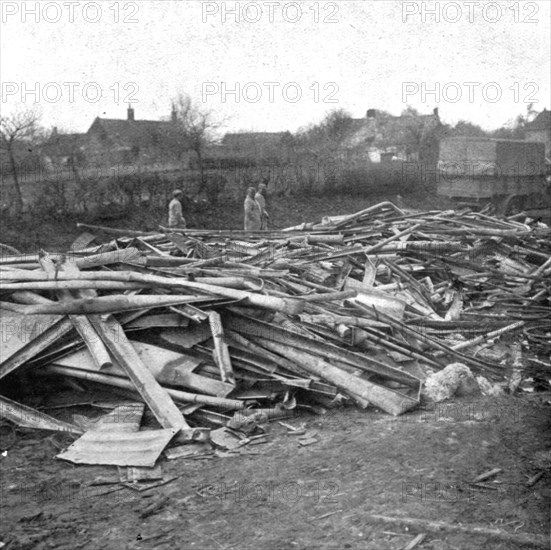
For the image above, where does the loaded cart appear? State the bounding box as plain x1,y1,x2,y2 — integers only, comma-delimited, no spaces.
437,136,549,216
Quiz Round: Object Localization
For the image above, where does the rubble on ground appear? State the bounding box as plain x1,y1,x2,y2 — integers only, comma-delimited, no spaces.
422,363,479,402
0,202,549,472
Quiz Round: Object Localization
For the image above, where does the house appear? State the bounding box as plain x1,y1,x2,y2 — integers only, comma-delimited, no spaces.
525,108,551,159
198,131,294,170
40,107,192,172
341,108,442,164
41,128,86,172
84,106,189,168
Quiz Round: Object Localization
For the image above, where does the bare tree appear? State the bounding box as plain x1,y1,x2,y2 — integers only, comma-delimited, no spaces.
296,108,354,156
491,103,539,140
172,93,220,193
0,109,43,215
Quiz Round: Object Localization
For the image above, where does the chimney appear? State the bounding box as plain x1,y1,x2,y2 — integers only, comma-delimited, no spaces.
171,103,177,122
366,109,377,119
51,126,58,137
127,105,135,121
433,107,439,118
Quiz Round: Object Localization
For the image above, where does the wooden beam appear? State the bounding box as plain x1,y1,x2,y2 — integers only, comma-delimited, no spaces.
89,315,189,432
208,311,236,386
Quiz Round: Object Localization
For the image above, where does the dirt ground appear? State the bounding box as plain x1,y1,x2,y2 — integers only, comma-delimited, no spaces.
1,193,550,549
1,393,550,550
3,191,548,255
0,192,451,254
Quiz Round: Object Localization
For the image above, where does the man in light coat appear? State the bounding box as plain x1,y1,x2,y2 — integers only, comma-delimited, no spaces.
244,187,261,230
255,183,269,230
168,189,186,228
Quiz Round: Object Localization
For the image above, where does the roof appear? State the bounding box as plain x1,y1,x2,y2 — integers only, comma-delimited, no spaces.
342,112,440,150
42,133,86,156
87,117,188,151
525,109,551,132
342,118,377,148
441,136,538,144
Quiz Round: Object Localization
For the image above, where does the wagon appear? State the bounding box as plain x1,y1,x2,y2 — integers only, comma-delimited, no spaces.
437,136,549,215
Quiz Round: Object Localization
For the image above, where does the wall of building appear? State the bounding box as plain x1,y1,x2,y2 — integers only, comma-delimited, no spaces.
525,129,551,158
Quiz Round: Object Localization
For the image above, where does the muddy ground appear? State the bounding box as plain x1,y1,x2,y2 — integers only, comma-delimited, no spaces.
1,194,550,549
0,193,451,254
1,393,550,550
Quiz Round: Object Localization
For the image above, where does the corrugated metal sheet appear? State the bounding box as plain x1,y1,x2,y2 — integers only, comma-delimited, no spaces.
0,311,61,363
57,402,176,467
57,427,177,467
89,403,144,432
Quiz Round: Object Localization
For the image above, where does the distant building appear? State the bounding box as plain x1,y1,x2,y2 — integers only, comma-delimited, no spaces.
41,128,86,171
84,106,189,167
42,107,191,172
341,108,442,164
198,131,294,170
525,108,551,159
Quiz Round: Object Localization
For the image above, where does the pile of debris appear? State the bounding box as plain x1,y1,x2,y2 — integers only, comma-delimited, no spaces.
1,202,549,469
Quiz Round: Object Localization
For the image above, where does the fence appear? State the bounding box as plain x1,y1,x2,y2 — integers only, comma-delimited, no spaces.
0,155,428,219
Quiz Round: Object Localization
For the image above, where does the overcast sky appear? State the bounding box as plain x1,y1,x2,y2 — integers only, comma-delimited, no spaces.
1,1,549,134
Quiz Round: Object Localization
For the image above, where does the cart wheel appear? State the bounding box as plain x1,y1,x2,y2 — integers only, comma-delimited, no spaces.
0,243,21,256
508,195,526,215
526,192,548,211
499,195,525,216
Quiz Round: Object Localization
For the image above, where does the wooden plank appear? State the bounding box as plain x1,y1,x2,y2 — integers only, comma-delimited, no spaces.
0,310,61,364
160,324,212,349
125,313,189,329
89,315,189,432
0,294,213,316
208,311,236,386
43,365,247,410
53,341,234,397
0,395,83,433
0,247,146,268
0,316,74,380
229,313,420,388
257,338,415,415
39,253,113,371
366,514,548,548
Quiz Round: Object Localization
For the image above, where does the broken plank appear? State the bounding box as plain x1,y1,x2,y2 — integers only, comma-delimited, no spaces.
0,395,83,434
208,311,236,386
366,514,548,548
39,255,113,371
0,294,214,316
89,315,189,432
53,341,234,397
0,316,74,380
256,338,417,415
44,365,246,410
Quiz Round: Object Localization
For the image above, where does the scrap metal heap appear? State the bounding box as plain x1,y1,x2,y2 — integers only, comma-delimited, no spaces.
0,202,549,467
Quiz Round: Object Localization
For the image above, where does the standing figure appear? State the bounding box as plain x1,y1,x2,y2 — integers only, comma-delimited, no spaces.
168,189,186,229
244,186,261,230
255,183,269,230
